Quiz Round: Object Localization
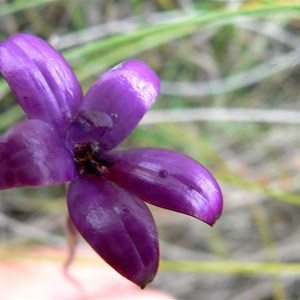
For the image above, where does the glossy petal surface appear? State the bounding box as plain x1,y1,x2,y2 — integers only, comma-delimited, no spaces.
0,120,77,190
80,60,160,150
67,175,159,288
66,110,113,148
0,33,82,131
106,148,223,225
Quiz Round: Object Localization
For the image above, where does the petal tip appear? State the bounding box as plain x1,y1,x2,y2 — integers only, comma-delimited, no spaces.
105,59,160,111
139,277,154,289
115,59,160,92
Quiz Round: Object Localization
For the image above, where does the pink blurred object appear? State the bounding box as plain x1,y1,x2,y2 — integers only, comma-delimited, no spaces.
0,247,176,300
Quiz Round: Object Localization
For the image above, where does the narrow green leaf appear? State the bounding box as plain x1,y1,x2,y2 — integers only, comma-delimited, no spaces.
161,260,300,275
0,0,62,17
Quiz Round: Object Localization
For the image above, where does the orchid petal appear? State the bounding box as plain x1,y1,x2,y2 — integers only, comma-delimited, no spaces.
0,120,77,190
0,33,82,131
105,148,223,225
80,60,160,150
67,175,159,288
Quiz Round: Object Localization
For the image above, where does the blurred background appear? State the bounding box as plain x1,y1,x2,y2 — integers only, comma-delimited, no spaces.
0,0,300,299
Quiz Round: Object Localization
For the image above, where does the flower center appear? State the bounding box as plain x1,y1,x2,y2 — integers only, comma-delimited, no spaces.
73,142,114,176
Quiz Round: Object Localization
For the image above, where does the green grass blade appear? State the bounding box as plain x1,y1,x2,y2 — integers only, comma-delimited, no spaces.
161,260,300,275
0,0,62,17
63,4,300,80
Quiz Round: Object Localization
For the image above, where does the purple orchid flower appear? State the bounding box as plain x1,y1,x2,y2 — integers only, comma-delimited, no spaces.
0,33,223,288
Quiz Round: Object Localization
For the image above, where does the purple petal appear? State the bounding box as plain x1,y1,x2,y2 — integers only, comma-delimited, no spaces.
105,148,223,225
0,33,82,131
67,175,159,288
80,60,160,151
0,120,77,190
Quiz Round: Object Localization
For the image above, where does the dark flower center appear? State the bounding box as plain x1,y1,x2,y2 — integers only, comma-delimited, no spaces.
73,142,114,176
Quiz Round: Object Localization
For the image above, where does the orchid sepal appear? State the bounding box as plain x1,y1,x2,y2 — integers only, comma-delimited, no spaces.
67,175,159,288
105,148,223,225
